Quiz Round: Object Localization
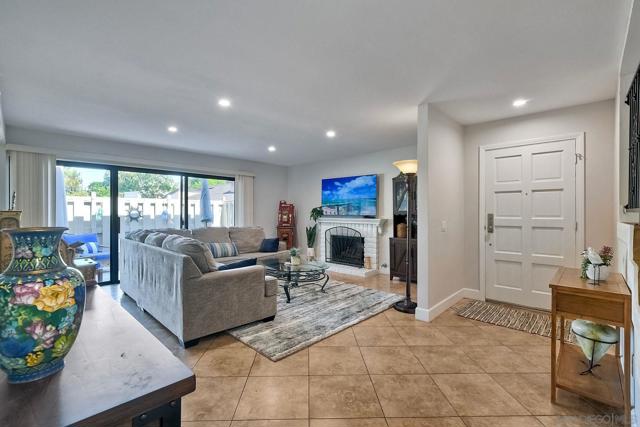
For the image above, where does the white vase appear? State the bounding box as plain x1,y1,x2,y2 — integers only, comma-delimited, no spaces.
306,248,315,259
587,264,610,281
291,256,301,266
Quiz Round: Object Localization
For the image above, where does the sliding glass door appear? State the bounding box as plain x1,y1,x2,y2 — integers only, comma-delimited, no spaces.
117,170,182,238
57,163,114,284
56,161,234,284
186,176,235,230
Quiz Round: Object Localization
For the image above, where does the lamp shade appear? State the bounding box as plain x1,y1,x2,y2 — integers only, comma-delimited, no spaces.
393,159,418,174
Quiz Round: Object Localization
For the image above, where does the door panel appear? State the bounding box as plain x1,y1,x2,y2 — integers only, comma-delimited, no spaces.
485,139,576,309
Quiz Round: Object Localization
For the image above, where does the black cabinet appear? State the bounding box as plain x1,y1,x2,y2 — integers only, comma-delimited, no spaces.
390,173,417,282
389,238,417,282
392,173,417,215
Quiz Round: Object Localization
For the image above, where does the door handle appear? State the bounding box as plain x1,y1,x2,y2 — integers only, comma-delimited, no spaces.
487,213,494,233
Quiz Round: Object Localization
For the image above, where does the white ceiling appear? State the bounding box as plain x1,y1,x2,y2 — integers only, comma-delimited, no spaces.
0,0,631,166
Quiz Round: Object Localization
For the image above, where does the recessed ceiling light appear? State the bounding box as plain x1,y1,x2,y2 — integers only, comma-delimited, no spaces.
268,145,276,152
325,130,336,138
218,98,231,108
512,98,528,107
167,125,178,133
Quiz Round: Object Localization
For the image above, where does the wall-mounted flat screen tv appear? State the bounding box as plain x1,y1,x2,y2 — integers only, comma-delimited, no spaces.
321,174,377,217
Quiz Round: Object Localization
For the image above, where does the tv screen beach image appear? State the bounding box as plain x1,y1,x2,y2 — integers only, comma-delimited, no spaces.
321,174,377,216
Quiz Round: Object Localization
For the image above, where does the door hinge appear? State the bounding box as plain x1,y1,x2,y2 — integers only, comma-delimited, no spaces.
575,221,578,231
575,153,583,164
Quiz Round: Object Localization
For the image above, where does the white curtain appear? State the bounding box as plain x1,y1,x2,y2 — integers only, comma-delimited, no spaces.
8,150,57,227
55,166,68,227
235,174,254,226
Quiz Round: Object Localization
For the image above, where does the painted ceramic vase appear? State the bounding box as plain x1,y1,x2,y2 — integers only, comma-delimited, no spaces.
0,227,85,383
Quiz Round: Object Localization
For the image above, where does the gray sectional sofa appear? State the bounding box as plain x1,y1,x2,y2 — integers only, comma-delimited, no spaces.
119,226,288,347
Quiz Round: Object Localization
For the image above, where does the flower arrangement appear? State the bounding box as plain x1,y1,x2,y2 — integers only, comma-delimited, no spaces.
581,246,614,279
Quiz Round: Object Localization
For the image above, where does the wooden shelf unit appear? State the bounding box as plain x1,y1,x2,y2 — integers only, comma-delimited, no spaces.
549,267,631,423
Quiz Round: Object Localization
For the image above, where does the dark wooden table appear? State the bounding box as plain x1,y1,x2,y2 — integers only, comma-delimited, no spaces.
0,286,196,426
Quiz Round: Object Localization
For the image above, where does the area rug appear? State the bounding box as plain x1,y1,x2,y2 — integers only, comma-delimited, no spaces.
228,280,404,361
456,299,574,342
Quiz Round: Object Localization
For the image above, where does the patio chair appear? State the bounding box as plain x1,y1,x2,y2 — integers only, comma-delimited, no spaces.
61,233,110,267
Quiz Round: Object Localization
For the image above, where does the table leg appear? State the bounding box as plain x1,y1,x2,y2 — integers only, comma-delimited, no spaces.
550,291,557,403
284,283,291,303
320,274,329,292
624,311,631,425
132,398,181,426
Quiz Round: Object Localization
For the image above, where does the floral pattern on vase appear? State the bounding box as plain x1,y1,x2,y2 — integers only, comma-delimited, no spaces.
0,227,85,383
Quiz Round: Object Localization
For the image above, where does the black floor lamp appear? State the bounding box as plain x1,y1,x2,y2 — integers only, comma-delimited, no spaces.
392,159,418,314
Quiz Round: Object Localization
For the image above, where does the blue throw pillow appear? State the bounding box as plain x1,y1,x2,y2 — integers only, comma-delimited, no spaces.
209,242,239,258
218,258,257,271
259,238,280,253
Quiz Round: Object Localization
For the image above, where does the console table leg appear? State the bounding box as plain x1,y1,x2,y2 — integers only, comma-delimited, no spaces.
132,398,181,427
550,290,557,403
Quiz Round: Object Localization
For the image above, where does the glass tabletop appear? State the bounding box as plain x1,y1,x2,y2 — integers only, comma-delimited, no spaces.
262,258,328,273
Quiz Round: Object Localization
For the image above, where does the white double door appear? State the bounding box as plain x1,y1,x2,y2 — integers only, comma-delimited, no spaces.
484,137,580,309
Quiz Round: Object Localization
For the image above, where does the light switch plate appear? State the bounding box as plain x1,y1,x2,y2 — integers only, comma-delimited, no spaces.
440,220,447,232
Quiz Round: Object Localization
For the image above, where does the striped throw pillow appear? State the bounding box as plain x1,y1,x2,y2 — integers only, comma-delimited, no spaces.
80,242,99,254
209,242,239,258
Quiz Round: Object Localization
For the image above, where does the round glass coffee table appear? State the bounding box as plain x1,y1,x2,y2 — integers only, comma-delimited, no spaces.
262,259,330,303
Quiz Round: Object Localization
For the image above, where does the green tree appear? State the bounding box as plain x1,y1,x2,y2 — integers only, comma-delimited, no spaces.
87,181,110,197
118,172,179,198
64,168,87,196
189,178,228,190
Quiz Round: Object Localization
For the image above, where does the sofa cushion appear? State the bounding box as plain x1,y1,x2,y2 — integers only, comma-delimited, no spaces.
155,228,192,237
144,232,169,247
259,238,280,252
229,227,265,253
218,258,257,271
127,229,153,242
192,227,231,244
162,235,221,273
209,242,239,258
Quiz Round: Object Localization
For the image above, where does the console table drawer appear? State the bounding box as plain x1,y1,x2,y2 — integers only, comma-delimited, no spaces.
556,293,624,324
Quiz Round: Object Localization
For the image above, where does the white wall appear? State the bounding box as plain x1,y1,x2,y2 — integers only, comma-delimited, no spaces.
463,100,616,292
616,0,640,415
287,144,417,272
0,95,7,209
424,106,466,315
4,125,288,234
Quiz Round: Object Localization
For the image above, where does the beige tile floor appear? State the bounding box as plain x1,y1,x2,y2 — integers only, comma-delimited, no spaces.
105,273,623,427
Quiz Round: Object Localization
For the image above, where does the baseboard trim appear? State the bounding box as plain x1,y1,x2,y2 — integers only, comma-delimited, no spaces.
415,288,483,322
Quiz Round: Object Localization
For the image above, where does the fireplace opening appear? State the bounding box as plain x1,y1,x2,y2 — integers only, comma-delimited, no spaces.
325,226,365,267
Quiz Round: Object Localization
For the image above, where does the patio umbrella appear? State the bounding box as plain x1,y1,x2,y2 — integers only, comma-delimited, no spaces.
55,166,69,227
200,178,213,227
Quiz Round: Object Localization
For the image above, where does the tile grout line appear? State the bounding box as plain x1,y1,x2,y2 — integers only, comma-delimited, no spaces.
356,337,386,420
229,351,257,422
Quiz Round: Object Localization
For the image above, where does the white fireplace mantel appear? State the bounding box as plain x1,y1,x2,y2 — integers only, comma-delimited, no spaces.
317,217,387,277
317,217,386,230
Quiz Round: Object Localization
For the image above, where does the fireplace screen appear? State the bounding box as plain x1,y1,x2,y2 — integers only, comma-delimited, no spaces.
325,226,365,267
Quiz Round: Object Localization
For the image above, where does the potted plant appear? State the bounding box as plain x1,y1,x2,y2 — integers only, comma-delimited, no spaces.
305,207,323,259
581,245,613,281
290,247,302,266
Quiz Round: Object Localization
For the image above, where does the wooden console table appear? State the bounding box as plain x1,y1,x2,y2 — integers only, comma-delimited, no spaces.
549,267,631,423
0,286,195,426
